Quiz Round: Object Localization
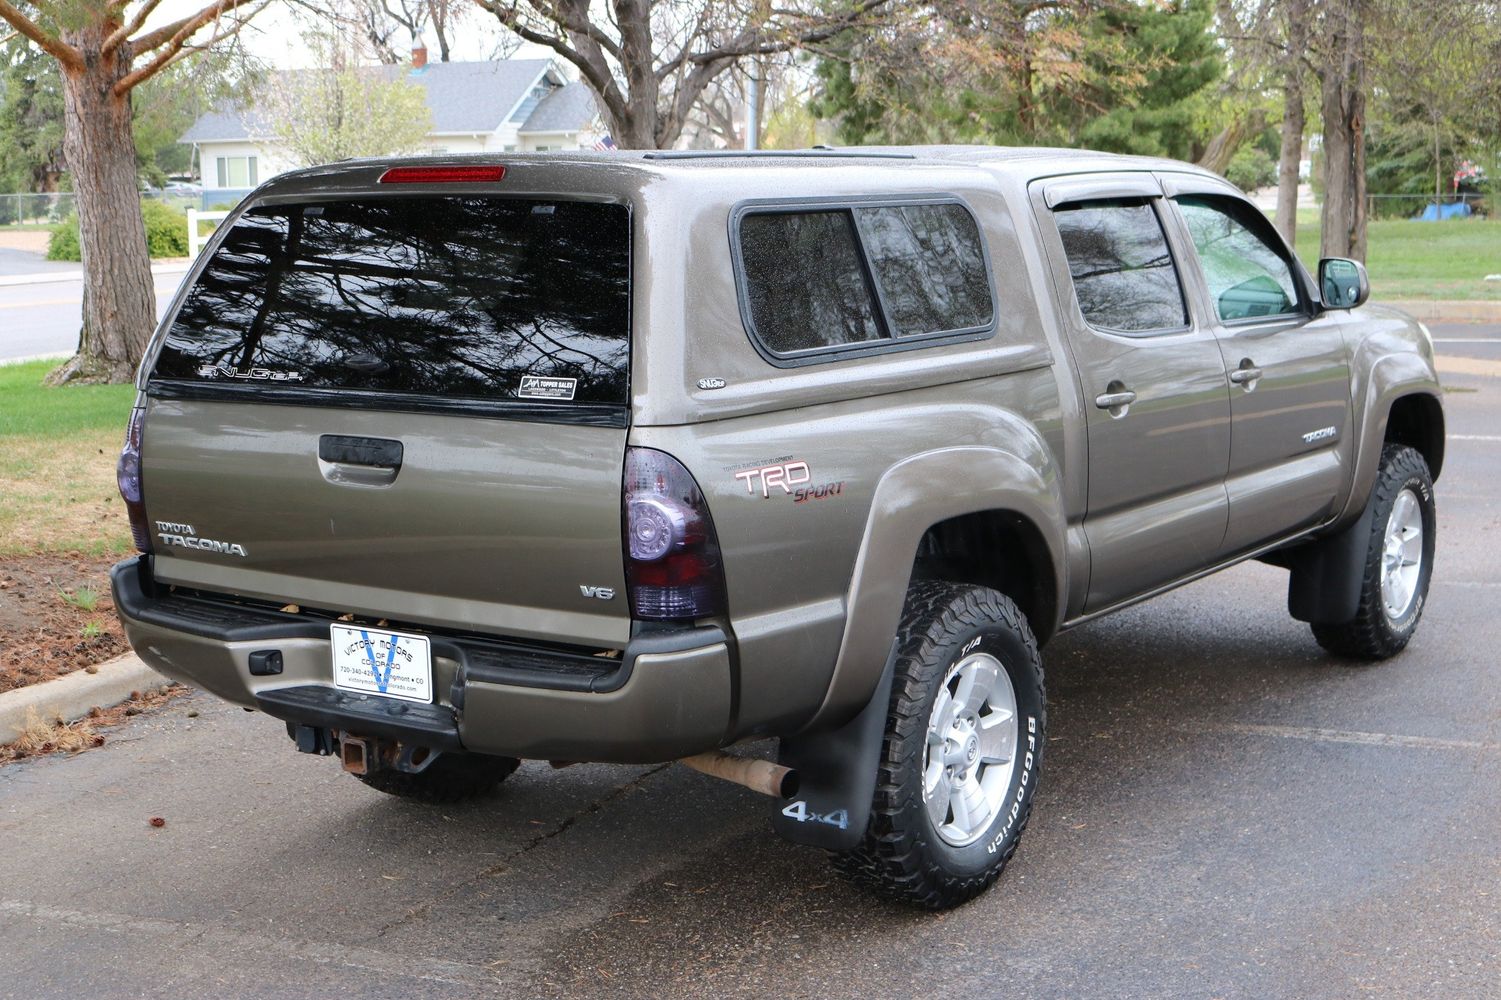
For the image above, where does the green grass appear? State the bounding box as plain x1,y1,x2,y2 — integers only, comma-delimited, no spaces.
0,359,135,556
1292,217,1501,301
0,359,135,437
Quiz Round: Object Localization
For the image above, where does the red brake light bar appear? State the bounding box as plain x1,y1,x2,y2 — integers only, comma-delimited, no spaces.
378,165,506,184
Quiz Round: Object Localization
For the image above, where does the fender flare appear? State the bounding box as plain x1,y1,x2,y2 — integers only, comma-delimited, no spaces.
1339,353,1443,524
803,443,1067,734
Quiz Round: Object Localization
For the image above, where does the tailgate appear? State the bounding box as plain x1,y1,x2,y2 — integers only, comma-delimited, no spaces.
139,192,633,646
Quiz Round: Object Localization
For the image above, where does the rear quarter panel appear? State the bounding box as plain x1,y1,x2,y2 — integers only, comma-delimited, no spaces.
629,166,1070,738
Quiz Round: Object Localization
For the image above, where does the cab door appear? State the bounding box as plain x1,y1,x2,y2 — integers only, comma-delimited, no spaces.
1159,175,1353,556
1034,175,1232,613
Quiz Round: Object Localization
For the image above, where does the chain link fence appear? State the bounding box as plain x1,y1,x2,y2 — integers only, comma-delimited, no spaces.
0,192,76,227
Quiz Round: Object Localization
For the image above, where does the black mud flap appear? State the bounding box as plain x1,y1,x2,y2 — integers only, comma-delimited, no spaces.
1286,495,1378,625
772,650,895,852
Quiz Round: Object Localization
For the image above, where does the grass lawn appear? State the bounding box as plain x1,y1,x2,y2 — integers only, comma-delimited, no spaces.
1292,217,1501,301
0,359,135,557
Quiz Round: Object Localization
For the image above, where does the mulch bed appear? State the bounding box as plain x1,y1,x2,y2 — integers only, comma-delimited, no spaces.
0,553,127,695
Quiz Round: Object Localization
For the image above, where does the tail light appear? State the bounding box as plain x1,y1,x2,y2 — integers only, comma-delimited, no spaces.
118,406,152,553
623,448,727,620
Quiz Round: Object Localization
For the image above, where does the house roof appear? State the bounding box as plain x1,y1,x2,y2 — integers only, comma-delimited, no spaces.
518,81,597,134
180,59,596,144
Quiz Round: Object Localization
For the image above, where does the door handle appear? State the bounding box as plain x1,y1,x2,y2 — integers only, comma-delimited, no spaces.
318,434,403,468
1229,363,1263,386
1092,387,1134,408
317,434,403,488
1094,381,1137,418
1094,389,1137,409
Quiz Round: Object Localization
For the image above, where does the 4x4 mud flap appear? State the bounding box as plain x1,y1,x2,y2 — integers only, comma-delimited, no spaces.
772,650,896,851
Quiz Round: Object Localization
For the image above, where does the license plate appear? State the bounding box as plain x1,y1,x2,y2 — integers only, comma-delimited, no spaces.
330,624,433,704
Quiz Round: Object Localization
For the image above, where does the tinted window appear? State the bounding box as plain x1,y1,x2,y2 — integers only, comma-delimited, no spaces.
856,205,992,335
738,210,884,354
1175,195,1302,321
1054,199,1187,332
737,202,995,357
153,198,630,405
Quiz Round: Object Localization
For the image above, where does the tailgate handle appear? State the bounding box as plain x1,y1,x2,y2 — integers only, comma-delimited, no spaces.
318,435,403,468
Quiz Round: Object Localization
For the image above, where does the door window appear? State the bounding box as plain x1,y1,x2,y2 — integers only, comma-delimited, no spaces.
1174,195,1303,321
1053,199,1187,334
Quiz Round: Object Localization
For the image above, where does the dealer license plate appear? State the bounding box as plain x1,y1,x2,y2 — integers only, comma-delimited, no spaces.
330,624,433,704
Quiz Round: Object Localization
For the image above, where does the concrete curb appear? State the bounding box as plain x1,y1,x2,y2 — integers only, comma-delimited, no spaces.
1387,300,1501,323
0,261,190,288
0,652,170,746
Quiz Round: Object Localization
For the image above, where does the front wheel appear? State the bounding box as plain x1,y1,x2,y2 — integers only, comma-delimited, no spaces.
833,582,1046,910
1312,444,1436,660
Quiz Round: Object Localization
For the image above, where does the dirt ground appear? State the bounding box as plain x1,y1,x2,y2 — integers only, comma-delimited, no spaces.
0,552,126,694
0,230,50,255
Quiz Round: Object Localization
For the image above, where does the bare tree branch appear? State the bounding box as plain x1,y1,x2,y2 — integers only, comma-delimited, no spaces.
118,0,266,93
0,0,82,69
103,0,167,55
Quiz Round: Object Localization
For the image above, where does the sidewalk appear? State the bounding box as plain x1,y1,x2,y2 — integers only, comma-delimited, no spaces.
0,257,191,287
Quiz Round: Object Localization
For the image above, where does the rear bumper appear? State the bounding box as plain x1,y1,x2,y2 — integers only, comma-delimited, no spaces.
111,556,732,763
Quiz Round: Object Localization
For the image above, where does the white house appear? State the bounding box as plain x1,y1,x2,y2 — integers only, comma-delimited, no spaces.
179,52,604,205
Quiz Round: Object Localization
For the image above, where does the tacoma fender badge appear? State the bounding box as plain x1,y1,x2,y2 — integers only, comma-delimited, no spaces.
1301,426,1337,444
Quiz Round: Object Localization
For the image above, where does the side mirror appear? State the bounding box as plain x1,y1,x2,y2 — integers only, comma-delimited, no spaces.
1319,257,1369,310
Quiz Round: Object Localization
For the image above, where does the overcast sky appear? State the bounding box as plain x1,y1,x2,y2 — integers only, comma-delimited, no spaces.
145,0,549,69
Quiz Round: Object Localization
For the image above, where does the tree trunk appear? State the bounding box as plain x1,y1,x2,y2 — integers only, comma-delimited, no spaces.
1319,0,1367,262
50,21,156,384
1433,117,1441,204
1275,0,1308,246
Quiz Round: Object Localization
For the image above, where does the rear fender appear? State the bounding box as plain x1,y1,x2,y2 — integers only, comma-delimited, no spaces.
773,442,1063,850
805,442,1065,734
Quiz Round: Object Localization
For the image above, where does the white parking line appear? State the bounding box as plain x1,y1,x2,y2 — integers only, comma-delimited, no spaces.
0,898,499,987
1208,722,1499,753
1434,338,1500,343
1449,435,1501,441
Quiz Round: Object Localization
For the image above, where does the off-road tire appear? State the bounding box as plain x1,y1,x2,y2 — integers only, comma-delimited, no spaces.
833,581,1046,910
355,752,520,804
1312,444,1436,660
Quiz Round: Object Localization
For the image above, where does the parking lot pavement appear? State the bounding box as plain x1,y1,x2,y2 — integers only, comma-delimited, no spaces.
3,334,1498,999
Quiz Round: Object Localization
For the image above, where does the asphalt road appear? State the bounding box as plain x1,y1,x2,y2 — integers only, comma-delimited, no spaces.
1,326,1498,999
0,271,185,363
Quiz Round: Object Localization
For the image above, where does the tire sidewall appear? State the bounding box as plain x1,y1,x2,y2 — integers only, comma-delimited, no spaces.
1376,460,1436,639
905,614,1045,878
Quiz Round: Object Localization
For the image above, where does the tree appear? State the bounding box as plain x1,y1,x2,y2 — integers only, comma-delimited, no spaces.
473,0,894,149
0,0,274,384
251,33,433,166
1,35,249,193
1372,3,1501,207
347,0,472,64
0,35,65,192
812,0,1222,160
1313,0,1368,260
1272,0,1308,245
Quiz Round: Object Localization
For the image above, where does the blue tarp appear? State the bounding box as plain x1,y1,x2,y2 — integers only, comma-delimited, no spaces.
1418,201,1473,221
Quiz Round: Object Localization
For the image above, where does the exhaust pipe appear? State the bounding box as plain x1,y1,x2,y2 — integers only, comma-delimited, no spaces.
679,751,797,798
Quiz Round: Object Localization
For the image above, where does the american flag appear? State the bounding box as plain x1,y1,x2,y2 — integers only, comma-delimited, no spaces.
593,135,618,151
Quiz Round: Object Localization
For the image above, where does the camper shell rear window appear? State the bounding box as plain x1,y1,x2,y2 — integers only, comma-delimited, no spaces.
150,196,631,423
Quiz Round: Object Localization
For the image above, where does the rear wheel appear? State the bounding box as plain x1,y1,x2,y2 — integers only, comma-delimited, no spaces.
355,752,520,804
833,582,1045,910
1312,444,1436,660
